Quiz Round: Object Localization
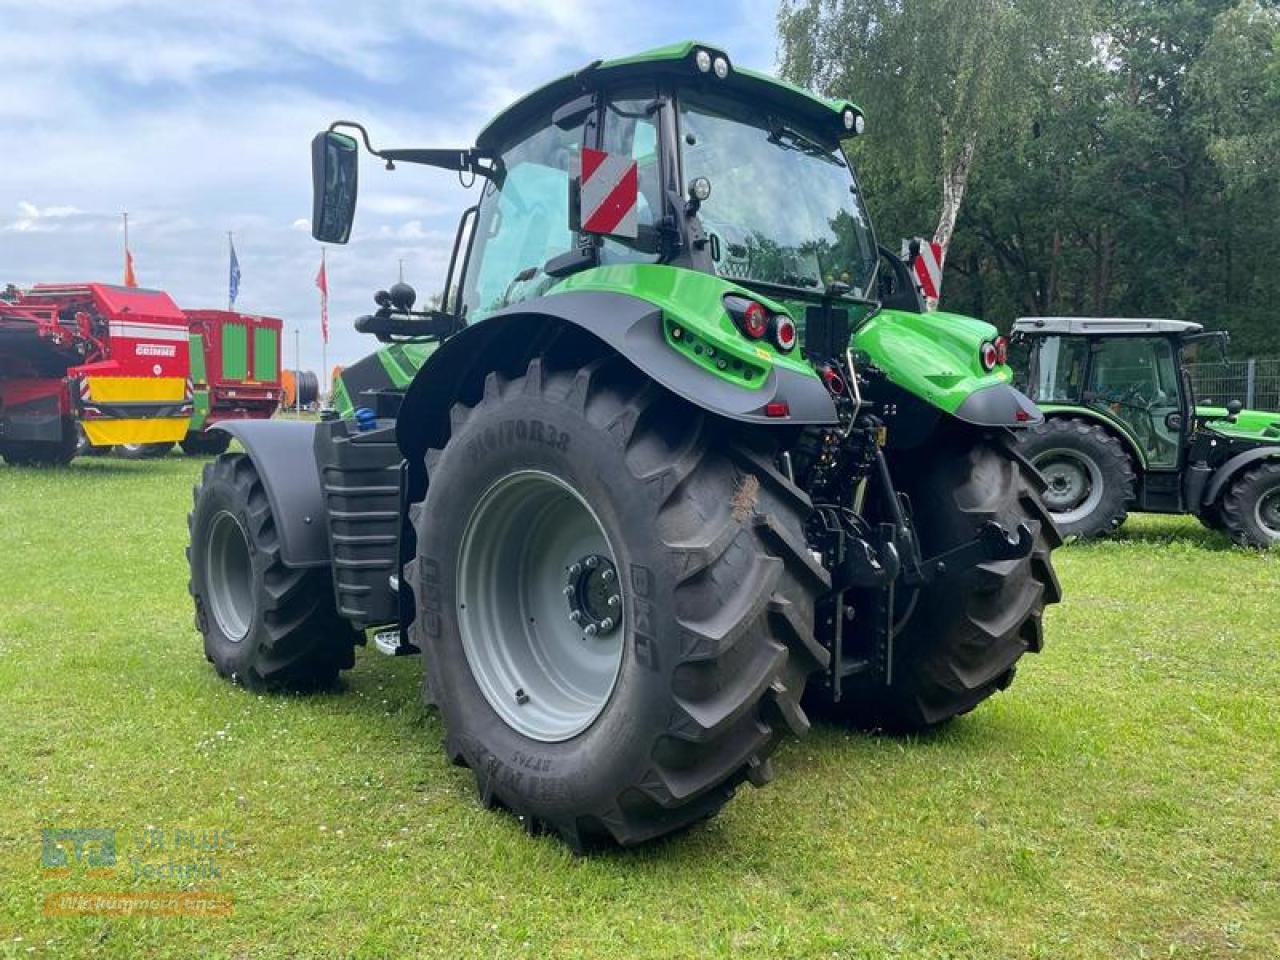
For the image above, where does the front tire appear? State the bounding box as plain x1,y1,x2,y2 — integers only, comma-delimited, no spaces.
1016,416,1135,540
407,355,827,849
1220,462,1280,548
827,436,1062,731
188,453,360,689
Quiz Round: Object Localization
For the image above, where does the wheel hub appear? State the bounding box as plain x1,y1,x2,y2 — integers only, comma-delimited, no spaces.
1257,488,1280,537
1033,448,1105,524
564,554,621,636
456,470,625,742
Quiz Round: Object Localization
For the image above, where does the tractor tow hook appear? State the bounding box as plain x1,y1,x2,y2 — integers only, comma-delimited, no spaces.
907,521,1034,586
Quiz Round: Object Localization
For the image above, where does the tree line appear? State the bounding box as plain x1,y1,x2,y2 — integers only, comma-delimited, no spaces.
779,0,1280,354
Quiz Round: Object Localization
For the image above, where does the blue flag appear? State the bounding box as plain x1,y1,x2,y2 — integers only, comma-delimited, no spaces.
228,239,241,307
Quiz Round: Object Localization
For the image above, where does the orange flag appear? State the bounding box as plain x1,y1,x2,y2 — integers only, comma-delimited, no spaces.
124,249,138,288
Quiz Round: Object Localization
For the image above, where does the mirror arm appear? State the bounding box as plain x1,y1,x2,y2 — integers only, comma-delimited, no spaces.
327,121,496,180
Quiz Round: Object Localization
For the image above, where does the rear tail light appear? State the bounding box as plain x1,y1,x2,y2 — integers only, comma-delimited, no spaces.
773,315,797,353
994,336,1009,365
980,340,999,371
741,301,769,339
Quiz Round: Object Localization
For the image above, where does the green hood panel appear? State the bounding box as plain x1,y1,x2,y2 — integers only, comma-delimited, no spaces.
549,264,818,391
1197,406,1280,442
852,308,1012,415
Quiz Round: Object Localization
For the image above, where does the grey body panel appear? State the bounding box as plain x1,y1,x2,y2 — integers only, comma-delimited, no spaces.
954,383,1044,427
211,420,330,568
1203,446,1280,505
1013,317,1203,337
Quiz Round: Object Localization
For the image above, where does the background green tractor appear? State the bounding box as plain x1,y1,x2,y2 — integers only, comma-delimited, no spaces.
1012,317,1280,546
186,42,1060,849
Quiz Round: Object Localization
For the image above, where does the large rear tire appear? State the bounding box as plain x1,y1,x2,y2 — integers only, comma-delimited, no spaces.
1220,462,1280,548
1016,416,1135,540
826,436,1062,731
188,453,361,690
407,355,827,849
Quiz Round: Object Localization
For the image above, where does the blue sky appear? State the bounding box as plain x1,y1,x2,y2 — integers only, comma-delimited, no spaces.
0,0,780,379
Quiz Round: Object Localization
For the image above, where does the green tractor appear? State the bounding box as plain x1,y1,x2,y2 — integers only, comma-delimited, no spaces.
1012,317,1280,546
186,43,1061,849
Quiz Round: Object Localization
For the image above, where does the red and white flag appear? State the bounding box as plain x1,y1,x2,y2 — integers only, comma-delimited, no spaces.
315,251,329,345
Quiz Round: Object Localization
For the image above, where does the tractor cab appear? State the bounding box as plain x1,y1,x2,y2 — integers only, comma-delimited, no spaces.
1013,317,1205,473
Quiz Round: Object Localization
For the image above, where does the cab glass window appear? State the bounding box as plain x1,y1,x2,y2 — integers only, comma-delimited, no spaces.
460,120,582,321
1029,335,1089,403
599,94,662,265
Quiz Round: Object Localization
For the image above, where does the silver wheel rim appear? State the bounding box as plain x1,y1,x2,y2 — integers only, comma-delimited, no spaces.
1256,487,1280,539
457,470,624,743
206,511,254,642
1035,448,1105,524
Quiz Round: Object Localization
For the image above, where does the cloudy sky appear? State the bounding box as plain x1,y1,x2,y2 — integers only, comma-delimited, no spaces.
0,0,779,380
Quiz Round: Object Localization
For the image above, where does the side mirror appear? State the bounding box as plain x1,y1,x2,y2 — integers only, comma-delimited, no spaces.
311,131,359,244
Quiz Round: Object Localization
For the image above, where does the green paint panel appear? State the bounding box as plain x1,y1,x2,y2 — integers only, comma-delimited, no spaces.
550,263,817,390
188,333,207,385
1197,406,1280,442
221,323,248,380
852,309,1011,415
253,326,277,382
190,390,211,431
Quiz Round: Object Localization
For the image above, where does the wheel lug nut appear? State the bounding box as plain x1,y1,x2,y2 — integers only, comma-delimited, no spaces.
563,585,574,597
608,595,620,607
568,563,581,577
600,618,614,632
569,610,582,623
585,556,598,569
602,569,615,582
584,624,598,637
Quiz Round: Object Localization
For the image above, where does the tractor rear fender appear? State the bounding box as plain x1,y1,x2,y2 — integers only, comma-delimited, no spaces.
211,420,330,568
1203,446,1280,506
394,289,838,465
854,308,1040,429
1037,405,1149,470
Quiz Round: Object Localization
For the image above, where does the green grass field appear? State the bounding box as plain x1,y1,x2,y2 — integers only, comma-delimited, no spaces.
1,456,1276,959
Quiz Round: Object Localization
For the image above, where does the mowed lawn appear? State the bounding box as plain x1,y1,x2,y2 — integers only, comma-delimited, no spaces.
0,455,1276,959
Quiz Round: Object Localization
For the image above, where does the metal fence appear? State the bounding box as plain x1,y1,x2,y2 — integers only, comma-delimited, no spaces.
1186,358,1280,411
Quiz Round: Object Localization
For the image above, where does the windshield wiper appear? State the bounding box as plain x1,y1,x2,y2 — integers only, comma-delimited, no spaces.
765,122,845,167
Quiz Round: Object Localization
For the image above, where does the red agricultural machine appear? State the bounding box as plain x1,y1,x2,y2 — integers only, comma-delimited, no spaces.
0,283,192,465
1,283,290,464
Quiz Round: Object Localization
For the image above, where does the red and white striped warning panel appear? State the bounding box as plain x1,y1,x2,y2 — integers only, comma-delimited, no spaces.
574,147,639,239
902,237,944,299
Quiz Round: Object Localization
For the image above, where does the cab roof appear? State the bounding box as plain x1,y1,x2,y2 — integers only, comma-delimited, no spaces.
475,41,863,152
1013,317,1204,337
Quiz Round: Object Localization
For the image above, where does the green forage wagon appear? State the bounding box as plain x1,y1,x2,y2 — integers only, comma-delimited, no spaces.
187,42,1061,849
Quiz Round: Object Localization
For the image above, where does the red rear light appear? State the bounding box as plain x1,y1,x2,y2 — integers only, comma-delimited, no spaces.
773,316,797,353
980,341,999,371
994,336,1009,365
741,301,768,339
765,401,790,418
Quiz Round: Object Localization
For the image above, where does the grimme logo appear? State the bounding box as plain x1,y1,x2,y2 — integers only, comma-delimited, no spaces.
135,343,176,357
41,828,116,875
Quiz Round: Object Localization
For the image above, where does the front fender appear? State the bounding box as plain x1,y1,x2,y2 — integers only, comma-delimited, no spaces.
211,420,329,567
1205,446,1280,506
395,287,837,464
854,308,1038,427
